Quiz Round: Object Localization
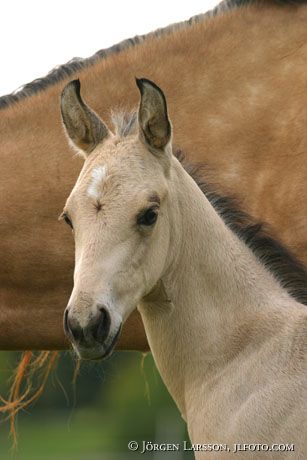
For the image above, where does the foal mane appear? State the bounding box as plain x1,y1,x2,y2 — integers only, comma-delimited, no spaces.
1,0,305,110
177,150,307,306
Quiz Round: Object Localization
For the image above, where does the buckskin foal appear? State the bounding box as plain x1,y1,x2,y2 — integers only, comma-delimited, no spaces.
60,78,307,458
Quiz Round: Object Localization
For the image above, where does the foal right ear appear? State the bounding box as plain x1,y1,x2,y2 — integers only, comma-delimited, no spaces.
61,79,109,158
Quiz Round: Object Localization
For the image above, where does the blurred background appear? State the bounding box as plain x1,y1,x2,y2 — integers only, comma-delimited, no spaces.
0,351,194,459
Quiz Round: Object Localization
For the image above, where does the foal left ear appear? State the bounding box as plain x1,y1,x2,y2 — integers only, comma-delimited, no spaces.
61,79,109,157
136,78,172,151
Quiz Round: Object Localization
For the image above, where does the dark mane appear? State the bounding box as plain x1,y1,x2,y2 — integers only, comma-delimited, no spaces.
175,150,307,306
1,0,305,110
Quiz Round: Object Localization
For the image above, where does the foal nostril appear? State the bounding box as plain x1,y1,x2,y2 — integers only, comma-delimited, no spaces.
64,310,84,342
63,306,111,346
92,307,111,344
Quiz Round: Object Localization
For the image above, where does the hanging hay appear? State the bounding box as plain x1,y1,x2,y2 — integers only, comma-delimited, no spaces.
0,351,59,449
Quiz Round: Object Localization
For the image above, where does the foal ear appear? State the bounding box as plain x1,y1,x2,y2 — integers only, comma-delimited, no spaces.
61,79,109,157
136,78,172,151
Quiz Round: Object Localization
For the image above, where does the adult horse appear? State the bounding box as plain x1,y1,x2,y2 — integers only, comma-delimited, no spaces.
60,76,307,458
0,0,307,353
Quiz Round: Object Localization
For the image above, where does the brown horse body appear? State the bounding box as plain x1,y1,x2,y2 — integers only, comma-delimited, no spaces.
0,0,306,350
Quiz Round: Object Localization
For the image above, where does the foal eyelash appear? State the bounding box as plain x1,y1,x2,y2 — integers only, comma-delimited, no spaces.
58,211,74,229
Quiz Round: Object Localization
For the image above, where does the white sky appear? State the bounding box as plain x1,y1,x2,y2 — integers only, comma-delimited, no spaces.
0,0,220,97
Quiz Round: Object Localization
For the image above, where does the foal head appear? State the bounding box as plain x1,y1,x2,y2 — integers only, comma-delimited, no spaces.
60,78,178,359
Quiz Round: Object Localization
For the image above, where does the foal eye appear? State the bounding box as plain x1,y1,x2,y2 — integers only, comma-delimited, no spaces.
61,213,73,229
137,207,158,227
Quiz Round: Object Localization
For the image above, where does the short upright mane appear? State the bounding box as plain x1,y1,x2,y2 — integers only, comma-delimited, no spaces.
1,0,305,109
111,110,307,306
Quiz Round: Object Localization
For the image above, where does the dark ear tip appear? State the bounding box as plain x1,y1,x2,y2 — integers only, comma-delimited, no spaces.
135,77,165,99
62,79,81,99
71,79,81,93
135,77,144,94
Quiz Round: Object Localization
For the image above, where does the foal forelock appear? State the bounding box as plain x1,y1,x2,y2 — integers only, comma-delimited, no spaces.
1,0,305,110
111,111,138,138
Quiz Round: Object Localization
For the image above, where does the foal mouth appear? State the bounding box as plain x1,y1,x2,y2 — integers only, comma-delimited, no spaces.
74,324,122,361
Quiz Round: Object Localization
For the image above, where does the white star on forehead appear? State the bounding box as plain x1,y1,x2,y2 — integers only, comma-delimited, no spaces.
87,166,107,199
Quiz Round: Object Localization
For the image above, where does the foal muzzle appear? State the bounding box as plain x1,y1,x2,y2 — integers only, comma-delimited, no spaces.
64,306,122,360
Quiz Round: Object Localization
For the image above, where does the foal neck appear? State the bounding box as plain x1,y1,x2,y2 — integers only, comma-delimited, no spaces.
138,157,295,418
